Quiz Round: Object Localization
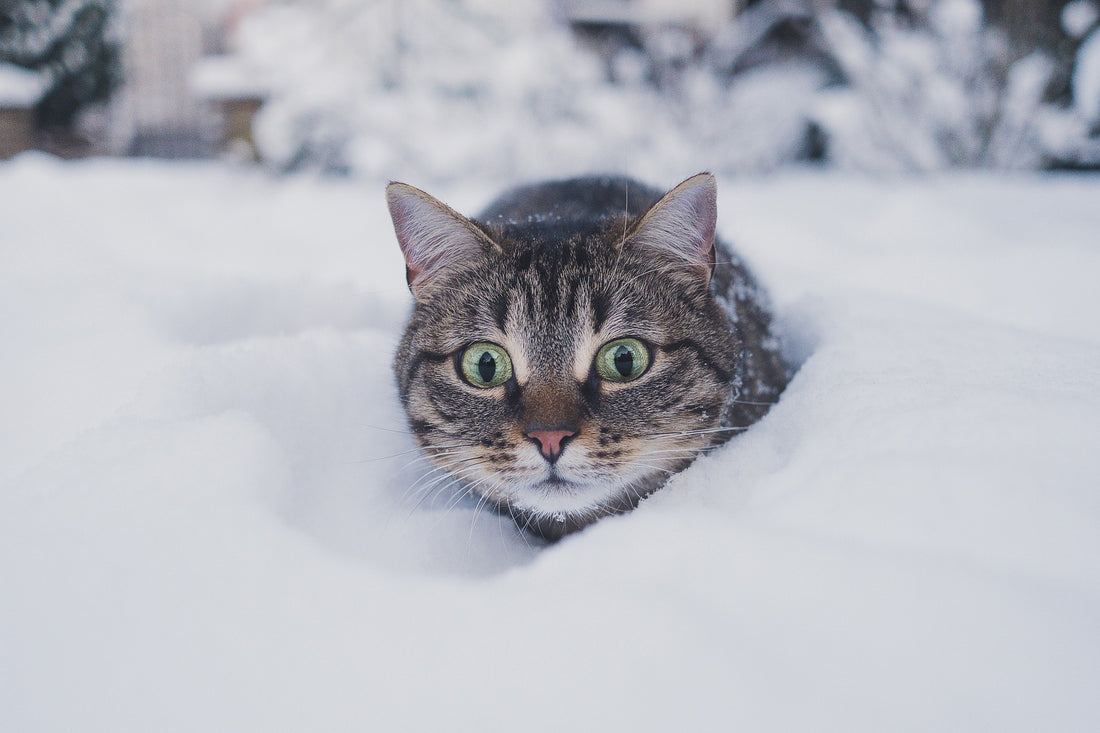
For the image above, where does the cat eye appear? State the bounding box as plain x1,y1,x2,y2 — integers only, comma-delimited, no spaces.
459,342,513,388
595,338,650,382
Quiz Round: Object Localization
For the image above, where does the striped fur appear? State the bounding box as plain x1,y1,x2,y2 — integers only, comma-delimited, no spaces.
388,174,790,539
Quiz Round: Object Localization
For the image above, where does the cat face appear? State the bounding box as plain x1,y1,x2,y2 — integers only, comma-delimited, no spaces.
389,175,740,538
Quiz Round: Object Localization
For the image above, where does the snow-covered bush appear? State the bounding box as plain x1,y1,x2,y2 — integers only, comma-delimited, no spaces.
238,0,617,181
1067,0,1100,131
0,0,121,130
676,62,828,173
233,0,826,182
1036,0,1100,167
233,0,1099,179
812,0,1060,171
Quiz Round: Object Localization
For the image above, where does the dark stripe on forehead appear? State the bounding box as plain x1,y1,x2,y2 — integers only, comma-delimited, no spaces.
491,291,510,332
563,284,578,322
591,290,610,333
659,339,733,383
534,256,561,316
571,243,590,267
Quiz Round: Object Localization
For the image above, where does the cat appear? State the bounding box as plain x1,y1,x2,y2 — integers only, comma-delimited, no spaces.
387,173,790,540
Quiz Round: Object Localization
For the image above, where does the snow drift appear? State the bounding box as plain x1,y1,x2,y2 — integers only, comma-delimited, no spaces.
1,156,1098,731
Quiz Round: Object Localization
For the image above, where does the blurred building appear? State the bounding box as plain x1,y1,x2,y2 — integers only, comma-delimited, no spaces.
108,0,265,157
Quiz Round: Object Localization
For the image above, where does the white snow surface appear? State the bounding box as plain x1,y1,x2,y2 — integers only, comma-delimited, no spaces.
1,155,1098,731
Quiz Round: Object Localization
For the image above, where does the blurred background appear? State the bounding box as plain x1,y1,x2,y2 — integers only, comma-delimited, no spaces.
2,0,1100,184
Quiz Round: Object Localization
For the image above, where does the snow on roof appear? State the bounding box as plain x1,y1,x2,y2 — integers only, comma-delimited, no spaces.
188,55,270,101
0,64,47,107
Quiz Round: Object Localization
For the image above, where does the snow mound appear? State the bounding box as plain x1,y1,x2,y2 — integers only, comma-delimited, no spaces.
1,157,1098,731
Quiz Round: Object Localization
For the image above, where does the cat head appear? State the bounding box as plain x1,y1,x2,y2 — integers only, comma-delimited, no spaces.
387,174,738,539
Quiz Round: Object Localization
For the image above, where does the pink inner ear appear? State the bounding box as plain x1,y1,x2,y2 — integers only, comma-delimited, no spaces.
386,182,493,295
629,173,718,273
682,175,716,262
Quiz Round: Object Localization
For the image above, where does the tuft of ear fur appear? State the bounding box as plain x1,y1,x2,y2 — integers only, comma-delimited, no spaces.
386,182,500,298
626,173,717,279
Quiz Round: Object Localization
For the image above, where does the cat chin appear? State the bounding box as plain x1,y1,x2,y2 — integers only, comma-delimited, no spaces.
506,478,617,515
495,470,663,540
500,468,655,517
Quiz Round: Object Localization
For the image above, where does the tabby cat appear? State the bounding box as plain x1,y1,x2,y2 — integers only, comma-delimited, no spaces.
387,173,790,539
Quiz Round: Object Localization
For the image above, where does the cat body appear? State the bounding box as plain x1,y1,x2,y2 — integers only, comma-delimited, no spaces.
388,174,789,539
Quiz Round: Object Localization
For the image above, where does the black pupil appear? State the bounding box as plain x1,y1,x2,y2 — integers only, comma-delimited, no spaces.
613,345,634,377
477,352,496,383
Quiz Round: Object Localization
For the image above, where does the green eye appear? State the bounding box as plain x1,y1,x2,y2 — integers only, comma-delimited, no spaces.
595,338,649,382
460,342,513,388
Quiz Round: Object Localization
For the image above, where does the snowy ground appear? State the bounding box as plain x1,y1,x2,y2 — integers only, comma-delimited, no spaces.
1,155,1098,731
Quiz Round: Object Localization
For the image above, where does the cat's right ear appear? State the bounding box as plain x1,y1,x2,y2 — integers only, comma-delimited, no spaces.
386,182,500,298
624,172,717,281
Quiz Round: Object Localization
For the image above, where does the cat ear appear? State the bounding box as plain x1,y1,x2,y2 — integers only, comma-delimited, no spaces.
626,173,717,278
386,182,500,297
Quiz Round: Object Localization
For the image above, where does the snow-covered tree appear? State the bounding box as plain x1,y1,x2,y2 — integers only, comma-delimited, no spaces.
236,0,614,180
811,0,1060,171
0,0,121,130
1034,0,1100,167
234,0,831,180
232,0,1098,178
1066,0,1100,130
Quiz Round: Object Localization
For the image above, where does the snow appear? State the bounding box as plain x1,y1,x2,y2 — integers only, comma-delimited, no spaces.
1,155,1099,731
812,4,1063,172
188,55,269,101
1063,0,1100,40
0,63,47,107
230,0,1092,177
233,0,831,179
929,0,984,37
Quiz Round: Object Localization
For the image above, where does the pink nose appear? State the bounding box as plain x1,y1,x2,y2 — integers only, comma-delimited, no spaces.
524,428,578,462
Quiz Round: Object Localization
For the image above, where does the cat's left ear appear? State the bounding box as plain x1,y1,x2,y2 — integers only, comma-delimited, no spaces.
386,182,501,299
625,173,717,280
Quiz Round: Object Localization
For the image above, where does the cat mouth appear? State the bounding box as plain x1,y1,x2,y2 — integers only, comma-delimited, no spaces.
508,471,637,522
515,477,607,515
541,474,573,489
522,468,591,495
